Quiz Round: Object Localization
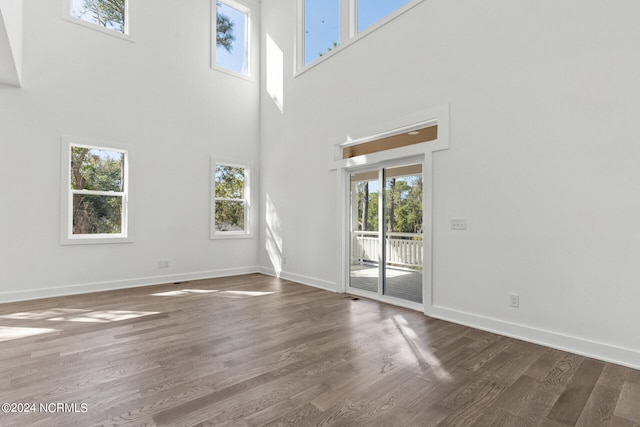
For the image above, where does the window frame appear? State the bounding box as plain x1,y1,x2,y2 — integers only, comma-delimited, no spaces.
60,137,134,245
211,0,253,80
211,158,253,239
62,0,136,42
297,0,424,74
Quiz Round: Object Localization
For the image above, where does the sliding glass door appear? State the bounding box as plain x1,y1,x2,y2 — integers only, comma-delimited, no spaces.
349,170,380,294
349,161,424,305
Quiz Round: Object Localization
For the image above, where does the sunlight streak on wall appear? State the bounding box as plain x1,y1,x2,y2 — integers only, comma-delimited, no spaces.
266,193,284,277
266,34,284,112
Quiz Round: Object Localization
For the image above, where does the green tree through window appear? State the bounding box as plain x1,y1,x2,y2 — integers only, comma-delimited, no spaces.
213,163,249,234
214,0,248,75
74,0,126,33
70,146,126,235
216,2,235,52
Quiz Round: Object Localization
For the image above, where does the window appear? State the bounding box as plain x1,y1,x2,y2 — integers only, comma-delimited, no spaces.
357,0,412,33
303,0,340,66
299,0,423,70
212,160,251,238
64,0,135,40
213,0,251,77
60,138,132,244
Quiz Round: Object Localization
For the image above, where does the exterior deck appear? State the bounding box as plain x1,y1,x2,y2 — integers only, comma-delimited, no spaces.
349,264,423,303
350,231,423,303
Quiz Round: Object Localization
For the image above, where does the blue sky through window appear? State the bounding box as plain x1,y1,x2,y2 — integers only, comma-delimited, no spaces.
71,0,125,33
216,2,248,75
305,0,413,65
357,0,411,33
304,0,340,65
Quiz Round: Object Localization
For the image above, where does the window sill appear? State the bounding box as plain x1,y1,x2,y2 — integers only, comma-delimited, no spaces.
60,235,134,246
62,16,136,42
210,65,255,82
210,232,254,240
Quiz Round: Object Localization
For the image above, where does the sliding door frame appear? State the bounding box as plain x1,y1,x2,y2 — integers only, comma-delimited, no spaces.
346,158,426,310
330,105,450,313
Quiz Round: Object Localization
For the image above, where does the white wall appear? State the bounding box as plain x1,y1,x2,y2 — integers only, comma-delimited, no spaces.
260,0,640,367
0,0,261,301
0,0,23,86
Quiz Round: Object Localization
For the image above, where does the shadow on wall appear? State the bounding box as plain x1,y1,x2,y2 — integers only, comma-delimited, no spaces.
266,193,284,277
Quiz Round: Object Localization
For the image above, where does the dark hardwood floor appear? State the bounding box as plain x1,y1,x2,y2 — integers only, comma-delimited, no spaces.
0,273,638,426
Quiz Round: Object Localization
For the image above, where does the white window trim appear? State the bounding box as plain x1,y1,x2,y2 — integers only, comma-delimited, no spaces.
211,158,253,239
60,136,134,245
296,0,424,75
211,0,254,81
62,0,136,42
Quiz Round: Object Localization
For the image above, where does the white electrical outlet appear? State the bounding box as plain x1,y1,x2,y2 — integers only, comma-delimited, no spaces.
509,293,519,308
450,218,467,230
158,260,170,269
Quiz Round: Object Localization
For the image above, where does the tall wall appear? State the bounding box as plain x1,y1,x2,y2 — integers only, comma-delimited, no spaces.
0,0,260,301
259,0,640,368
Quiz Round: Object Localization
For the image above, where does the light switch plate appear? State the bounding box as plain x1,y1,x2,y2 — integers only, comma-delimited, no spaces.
450,218,467,230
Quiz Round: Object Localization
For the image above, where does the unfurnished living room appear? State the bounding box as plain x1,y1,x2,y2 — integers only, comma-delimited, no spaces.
1,0,640,426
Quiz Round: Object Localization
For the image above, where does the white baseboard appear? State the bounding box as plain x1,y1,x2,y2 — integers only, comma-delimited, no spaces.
427,304,640,371
258,267,338,293
0,266,260,304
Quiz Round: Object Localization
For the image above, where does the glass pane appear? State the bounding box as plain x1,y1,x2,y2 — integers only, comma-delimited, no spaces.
216,2,248,75
215,200,245,232
349,171,380,293
73,194,123,235
304,0,340,65
70,146,125,192
71,0,126,33
383,164,423,303
215,165,245,199
357,0,411,33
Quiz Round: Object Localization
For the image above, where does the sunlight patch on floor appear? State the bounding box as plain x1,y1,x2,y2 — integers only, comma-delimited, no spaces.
393,314,451,381
0,326,58,342
219,290,275,297
51,310,159,323
151,289,274,298
0,309,158,323
0,308,87,320
151,289,219,297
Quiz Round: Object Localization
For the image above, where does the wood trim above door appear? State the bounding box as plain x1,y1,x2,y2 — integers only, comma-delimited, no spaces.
342,125,438,159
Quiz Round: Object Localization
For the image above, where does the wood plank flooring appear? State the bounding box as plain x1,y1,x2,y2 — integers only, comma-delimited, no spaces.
0,273,638,426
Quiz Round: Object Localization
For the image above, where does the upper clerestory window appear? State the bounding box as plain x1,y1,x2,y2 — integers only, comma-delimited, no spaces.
357,0,412,33
299,0,423,71
64,0,135,41
213,0,252,79
303,0,340,66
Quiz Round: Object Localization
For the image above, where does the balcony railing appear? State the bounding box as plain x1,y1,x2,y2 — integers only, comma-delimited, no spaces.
351,231,423,269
